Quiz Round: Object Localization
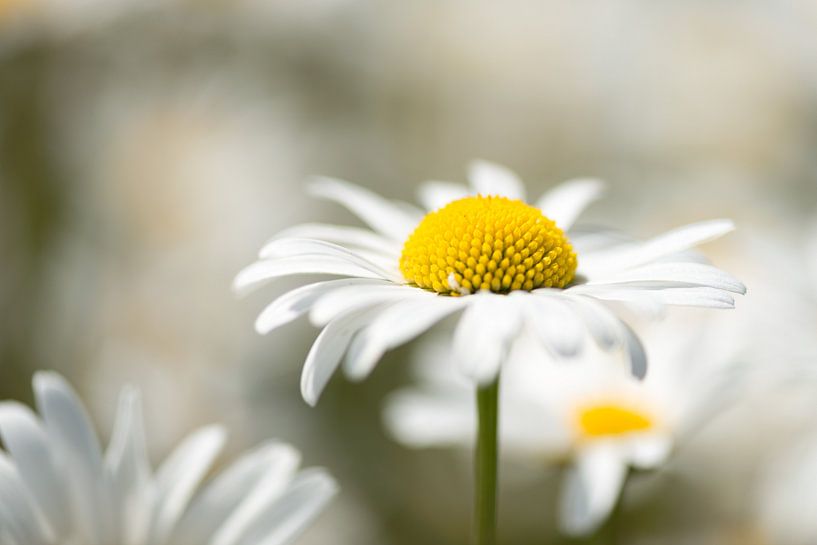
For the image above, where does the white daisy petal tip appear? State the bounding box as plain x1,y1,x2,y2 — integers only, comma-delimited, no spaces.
467,159,526,200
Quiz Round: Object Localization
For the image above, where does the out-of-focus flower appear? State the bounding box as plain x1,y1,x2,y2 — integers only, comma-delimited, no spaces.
384,317,744,536
235,160,744,405
0,372,337,545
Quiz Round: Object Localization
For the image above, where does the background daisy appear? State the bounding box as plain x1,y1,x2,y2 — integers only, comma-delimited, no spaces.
385,313,747,537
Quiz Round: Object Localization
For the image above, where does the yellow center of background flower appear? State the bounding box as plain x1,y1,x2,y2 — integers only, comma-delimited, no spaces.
399,195,577,295
577,403,654,438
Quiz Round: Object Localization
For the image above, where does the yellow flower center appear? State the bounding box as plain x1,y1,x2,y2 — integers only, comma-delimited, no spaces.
399,196,577,295
576,403,654,438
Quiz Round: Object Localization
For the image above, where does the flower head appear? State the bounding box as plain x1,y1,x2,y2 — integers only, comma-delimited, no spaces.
0,372,337,545
235,160,745,405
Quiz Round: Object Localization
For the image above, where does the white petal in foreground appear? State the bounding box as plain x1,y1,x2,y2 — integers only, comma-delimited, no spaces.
233,256,392,295
308,176,422,242
468,160,526,201
454,296,522,384
343,296,468,381
0,453,53,545
105,387,151,545
171,443,300,545
301,306,389,406
148,426,226,545
34,371,116,545
0,402,70,537
233,469,338,545
536,178,605,231
255,279,390,334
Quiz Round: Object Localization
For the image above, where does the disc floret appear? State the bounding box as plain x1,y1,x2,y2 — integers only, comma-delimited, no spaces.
400,195,577,295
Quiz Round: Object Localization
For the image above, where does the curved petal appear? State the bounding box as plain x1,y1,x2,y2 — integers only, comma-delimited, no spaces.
233,469,338,545
559,445,627,537
255,279,390,334
582,262,746,294
308,177,421,242
581,220,735,273
309,284,422,327
34,371,116,545
570,285,736,310
343,296,468,381
104,387,152,545
172,442,301,545
468,160,526,201
233,257,393,295
561,296,647,379
0,402,70,537
536,178,605,231
148,426,226,545
453,296,521,384
417,181,470,211
251,239,401,282
521,295,585,358
0,453,52,545
301,306,388,406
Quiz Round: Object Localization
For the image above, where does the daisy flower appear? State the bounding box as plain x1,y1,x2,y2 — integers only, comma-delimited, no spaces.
235,160,744,405
384,320,745,537
0,371,337,545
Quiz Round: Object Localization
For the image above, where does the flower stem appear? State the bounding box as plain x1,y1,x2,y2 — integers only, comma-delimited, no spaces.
474,377,500,545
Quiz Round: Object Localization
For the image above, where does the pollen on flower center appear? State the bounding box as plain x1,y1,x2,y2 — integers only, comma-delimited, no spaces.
399,195,577,295
577,403,654,438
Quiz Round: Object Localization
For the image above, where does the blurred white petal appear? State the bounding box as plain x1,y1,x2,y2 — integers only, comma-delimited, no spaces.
468,160,526,201
536,178,605,230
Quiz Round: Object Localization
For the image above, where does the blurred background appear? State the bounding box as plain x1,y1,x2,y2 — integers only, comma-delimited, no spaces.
2,1,817,543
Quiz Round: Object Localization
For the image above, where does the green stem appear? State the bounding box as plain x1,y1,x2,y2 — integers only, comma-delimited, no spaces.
474,377,500,545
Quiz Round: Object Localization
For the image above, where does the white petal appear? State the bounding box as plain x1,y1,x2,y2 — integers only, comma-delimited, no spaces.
468,160,526,200
308,177,421,242
172,442,301,545
571,285,736,309
627,435,672,469
383,390,475,449
233,256,392,295
148,426,226,545
522,295,585,358
620,321,647,380
561,296,647,379
251,239,401,282
34,371,117,545
0,402,70,537
0,453,52,545
262,224,401,258
583,262,746,294
255,279,390,335
105,387,152,545
343,296,468,381
559,445,627,537
309,284,422,327
453,296,521,384
301,306,388,406
581,220,735,272
536,178,605,230
417,181,470,211
234,469,337,545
